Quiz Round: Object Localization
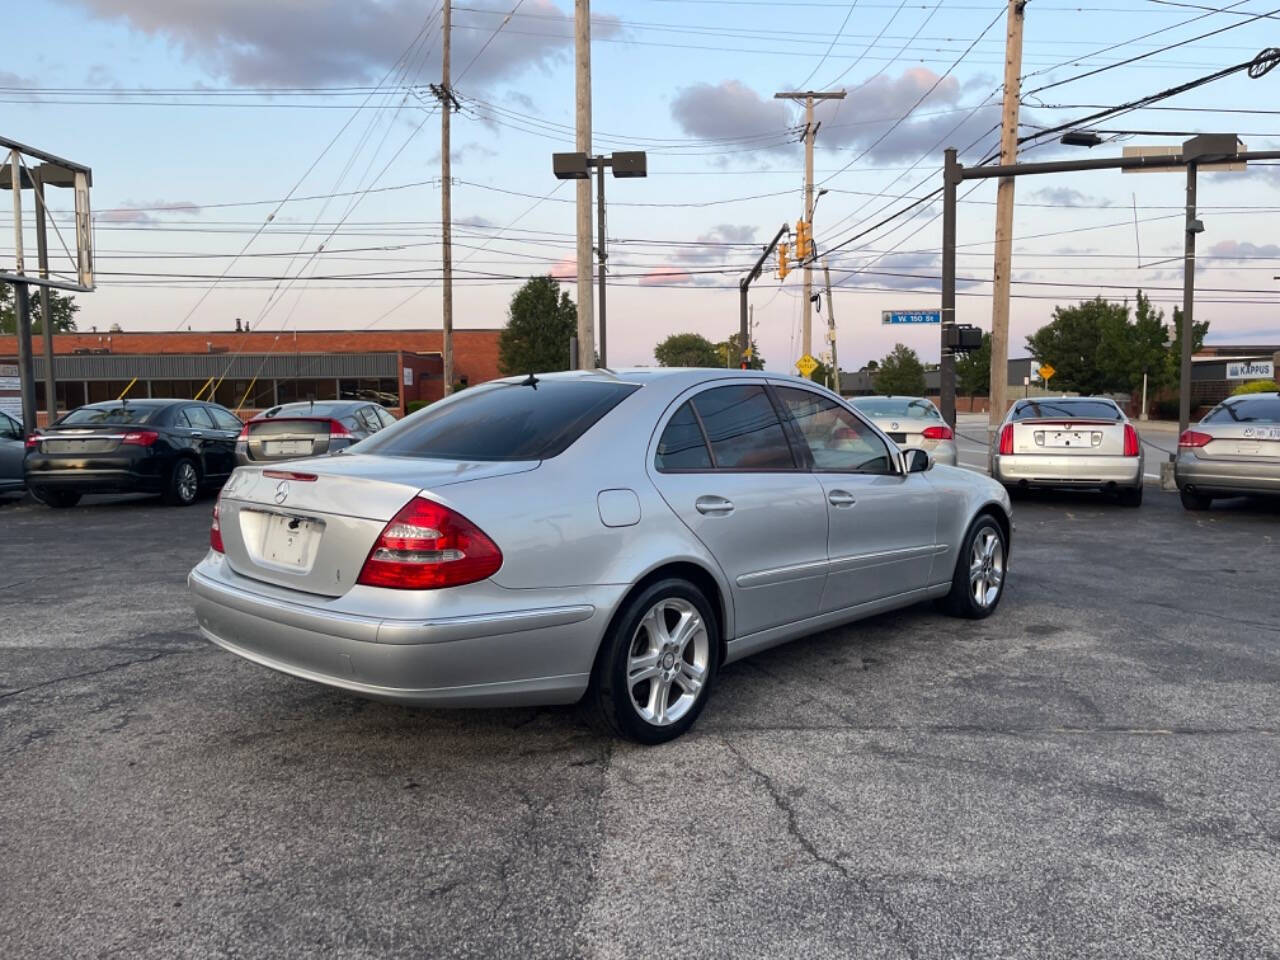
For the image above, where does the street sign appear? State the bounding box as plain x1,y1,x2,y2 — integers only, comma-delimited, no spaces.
796,354,819,378
882,309,941,325
1121,144,1246,174
1226,359,1274,380
1038,363,1055,382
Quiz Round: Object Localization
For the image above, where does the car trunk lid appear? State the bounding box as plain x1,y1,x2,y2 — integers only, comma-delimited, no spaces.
35,425,130,454
242,417,341,461
1011,419,1127,456
1189,423,1280,461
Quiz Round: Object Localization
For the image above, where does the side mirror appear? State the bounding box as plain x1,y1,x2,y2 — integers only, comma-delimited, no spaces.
902,447,933,473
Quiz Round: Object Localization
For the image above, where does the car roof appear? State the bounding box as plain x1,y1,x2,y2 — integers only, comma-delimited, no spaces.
488,367,837,393
254,400,371,418
80,398,183,408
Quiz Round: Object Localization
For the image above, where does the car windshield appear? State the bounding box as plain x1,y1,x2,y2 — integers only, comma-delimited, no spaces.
259,401,348,419
852,397,942,420
1011,399,1121,421
1202,395,1280,424
57,404,159,426
354,379,640,461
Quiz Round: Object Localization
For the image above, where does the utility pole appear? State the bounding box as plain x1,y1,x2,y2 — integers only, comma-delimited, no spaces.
987,0,1026,433
33,169,56,422
1179,162,1198,437
822,259,839,393
439,0,456,395
596,157,607,366
774,89,845,359
574,0,595,368
940,148,959,429
738,222,791,367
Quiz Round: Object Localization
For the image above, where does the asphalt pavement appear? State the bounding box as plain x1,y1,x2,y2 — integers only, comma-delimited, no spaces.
2,484,1279,959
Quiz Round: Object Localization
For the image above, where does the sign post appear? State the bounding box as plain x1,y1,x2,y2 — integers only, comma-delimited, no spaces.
1038,363,1055,390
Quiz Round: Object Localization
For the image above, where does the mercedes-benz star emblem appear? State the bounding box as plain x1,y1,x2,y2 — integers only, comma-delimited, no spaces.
274,480,290,504
891,421,900,430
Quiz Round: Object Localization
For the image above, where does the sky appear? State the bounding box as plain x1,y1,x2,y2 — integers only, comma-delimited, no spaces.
3,0,1280,373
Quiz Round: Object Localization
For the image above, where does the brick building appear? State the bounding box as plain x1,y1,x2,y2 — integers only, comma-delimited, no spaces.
0,327,503,421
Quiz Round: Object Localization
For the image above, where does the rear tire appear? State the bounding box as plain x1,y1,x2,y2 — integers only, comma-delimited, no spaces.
1119,485,1144,508
164,458,201,506
33,488,81,509
1180,488,1212,511
940,514,1007,620
581,578,720,744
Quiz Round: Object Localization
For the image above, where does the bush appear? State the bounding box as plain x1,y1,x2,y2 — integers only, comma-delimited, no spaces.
406,400,431,414
1231,378,1279,396
1154,399,1180,420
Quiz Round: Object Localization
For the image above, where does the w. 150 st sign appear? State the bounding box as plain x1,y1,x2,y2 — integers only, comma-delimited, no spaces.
882,309,941,324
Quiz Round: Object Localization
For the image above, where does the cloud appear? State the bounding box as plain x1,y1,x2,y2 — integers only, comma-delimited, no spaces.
63,0,620,87
681,224,759,264
837,250,983,291
1209,240,1280,259
670,81,794,153
638,268,694,287
1053,246,1097,256
98,199,202,224
456,214,496,229
1030,187,1110,208
549,257,576,281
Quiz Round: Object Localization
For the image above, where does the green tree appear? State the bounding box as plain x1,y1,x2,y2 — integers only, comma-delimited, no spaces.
1025,297,1129,395
714,331,765,370
875,343,926,395
0,284,80,334
1162,304,1209,392
955,332,992,396
654,332,720,367
497,275,578,376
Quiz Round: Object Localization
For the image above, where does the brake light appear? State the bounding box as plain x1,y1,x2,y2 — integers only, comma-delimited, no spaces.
999,423,1014,456
357,497,502,590
25,434,39,450
210,499,224,553
262,470,317,482
238,423,251,440
1123,423,1140,457
1179,430,1212,449
922,425,953,441
122,429,159,447
328,419,351,441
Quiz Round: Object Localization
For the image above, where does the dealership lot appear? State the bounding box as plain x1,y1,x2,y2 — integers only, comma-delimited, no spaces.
2,484,1279,959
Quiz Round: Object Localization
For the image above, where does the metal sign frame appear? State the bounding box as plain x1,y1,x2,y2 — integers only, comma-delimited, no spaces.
1,135,94,292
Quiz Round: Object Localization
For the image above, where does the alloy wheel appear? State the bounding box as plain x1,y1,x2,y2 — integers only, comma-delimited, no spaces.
626,597,710,727
176,462,198,503
969,528,1004,608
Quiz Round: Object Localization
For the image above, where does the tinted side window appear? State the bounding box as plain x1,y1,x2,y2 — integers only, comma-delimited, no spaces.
170,409,192,428
356,380,640,461
207,406,243,431
0,413,20,440
185,406,217,429
776,387,894,474
357,407,381,432
691,385,795,470
375,406,397,429
655,402,712,471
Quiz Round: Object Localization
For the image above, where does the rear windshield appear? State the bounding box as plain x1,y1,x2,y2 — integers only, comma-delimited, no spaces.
259,402,347,419
354,380,640,461
57,404,159,426
1010,399,1121,422
852,397,942,420
1203,395,1280,424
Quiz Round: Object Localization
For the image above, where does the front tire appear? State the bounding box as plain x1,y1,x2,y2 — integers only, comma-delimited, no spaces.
1180,488,1212,511
940,514,1007,619
164,458,201,506
582,579,720,744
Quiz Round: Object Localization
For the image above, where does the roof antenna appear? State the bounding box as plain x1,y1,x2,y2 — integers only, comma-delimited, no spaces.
520,372,539,389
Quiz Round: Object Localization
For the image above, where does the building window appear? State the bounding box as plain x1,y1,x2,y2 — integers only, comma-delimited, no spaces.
86,381,135,404
276,378,338,404
339,378,399,406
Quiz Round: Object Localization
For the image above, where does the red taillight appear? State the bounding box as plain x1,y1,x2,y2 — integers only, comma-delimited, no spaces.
922,425,953,441
998,423,1014,456
328,418,351,440
25,434,39,450
122,429,159,447
262,470,317,482
210,499,224,553
1179,430,1212,449
237,423,251,440
1123,423,1140,457
357,496,502,590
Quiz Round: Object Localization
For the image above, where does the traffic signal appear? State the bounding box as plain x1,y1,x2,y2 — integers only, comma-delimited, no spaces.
777,242,790,280
794,220,811,260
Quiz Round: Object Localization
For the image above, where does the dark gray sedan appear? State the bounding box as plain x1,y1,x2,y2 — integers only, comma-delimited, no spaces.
1176,391,1280,510
235,400,397,466
1,410,26,496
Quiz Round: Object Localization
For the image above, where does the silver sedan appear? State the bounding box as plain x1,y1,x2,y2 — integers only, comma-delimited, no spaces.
991,396,1144,506
848,395,958,465
189,369,1013,743
1176,391,1280,510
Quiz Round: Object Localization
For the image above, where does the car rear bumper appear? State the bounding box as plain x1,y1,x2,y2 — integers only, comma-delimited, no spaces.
23,466,165,494
930,440,958,466
992,453,1142,488
188,554,618,708
1175,454,1280,497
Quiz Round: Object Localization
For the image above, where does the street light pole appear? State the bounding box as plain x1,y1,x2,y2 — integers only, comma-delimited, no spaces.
1179,162,1199,437
596,157,607,366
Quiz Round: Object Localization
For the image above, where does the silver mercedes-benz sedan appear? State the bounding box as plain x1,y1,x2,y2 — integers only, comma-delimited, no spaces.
848,395,958,466
991,396,1144,506
1175,390,1280,510
189,369,1012,743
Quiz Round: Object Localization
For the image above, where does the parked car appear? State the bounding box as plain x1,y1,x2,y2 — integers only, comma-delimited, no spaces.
24,399,242,508
990,396,1144,506
190,369,1012,744
236,400,396,466
0,410,25,496
1175,390,1280,510
848,395,958,465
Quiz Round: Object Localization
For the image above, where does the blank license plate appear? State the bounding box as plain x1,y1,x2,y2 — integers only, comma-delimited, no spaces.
264,439,312,456
262,514,319,569
1048,431,1090,448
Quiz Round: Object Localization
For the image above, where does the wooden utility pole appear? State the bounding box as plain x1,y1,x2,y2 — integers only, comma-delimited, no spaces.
574,0,596,368
774,89,845,362
987,0,1025,432
822,259,839,392
440,0,455,395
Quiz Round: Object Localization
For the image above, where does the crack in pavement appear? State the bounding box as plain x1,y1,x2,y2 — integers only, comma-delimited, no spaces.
0,647,203,702
721,738,919,960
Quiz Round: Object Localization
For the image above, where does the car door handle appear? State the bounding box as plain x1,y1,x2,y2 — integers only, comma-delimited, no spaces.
695,495,734,516
190,430,204,438
827,490,857,507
